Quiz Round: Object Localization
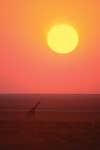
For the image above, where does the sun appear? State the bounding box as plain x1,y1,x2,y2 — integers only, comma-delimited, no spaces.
47,24,79,54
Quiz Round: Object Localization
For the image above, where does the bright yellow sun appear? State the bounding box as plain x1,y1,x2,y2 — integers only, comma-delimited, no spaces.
47,24,79,54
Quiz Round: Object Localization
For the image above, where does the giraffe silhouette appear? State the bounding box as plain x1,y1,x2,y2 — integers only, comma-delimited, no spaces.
27,101,40,120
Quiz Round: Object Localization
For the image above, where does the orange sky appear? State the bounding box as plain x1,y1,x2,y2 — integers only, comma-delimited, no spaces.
0,0,99,93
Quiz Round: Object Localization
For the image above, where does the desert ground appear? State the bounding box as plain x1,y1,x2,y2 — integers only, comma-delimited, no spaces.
0,94,100,150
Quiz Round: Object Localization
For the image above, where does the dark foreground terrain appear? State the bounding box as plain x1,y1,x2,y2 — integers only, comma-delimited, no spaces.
0,120,100,150
0,94,100,150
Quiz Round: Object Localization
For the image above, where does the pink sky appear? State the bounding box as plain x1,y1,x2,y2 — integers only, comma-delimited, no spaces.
0,0,100,93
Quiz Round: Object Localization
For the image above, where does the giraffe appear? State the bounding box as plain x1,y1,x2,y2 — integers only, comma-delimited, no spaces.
27,101,40,120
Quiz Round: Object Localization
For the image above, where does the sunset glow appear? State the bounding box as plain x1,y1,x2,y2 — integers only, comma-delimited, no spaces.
0,0,99,93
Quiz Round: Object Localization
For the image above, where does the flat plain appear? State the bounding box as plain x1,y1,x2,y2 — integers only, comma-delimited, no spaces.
0,94,100,150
